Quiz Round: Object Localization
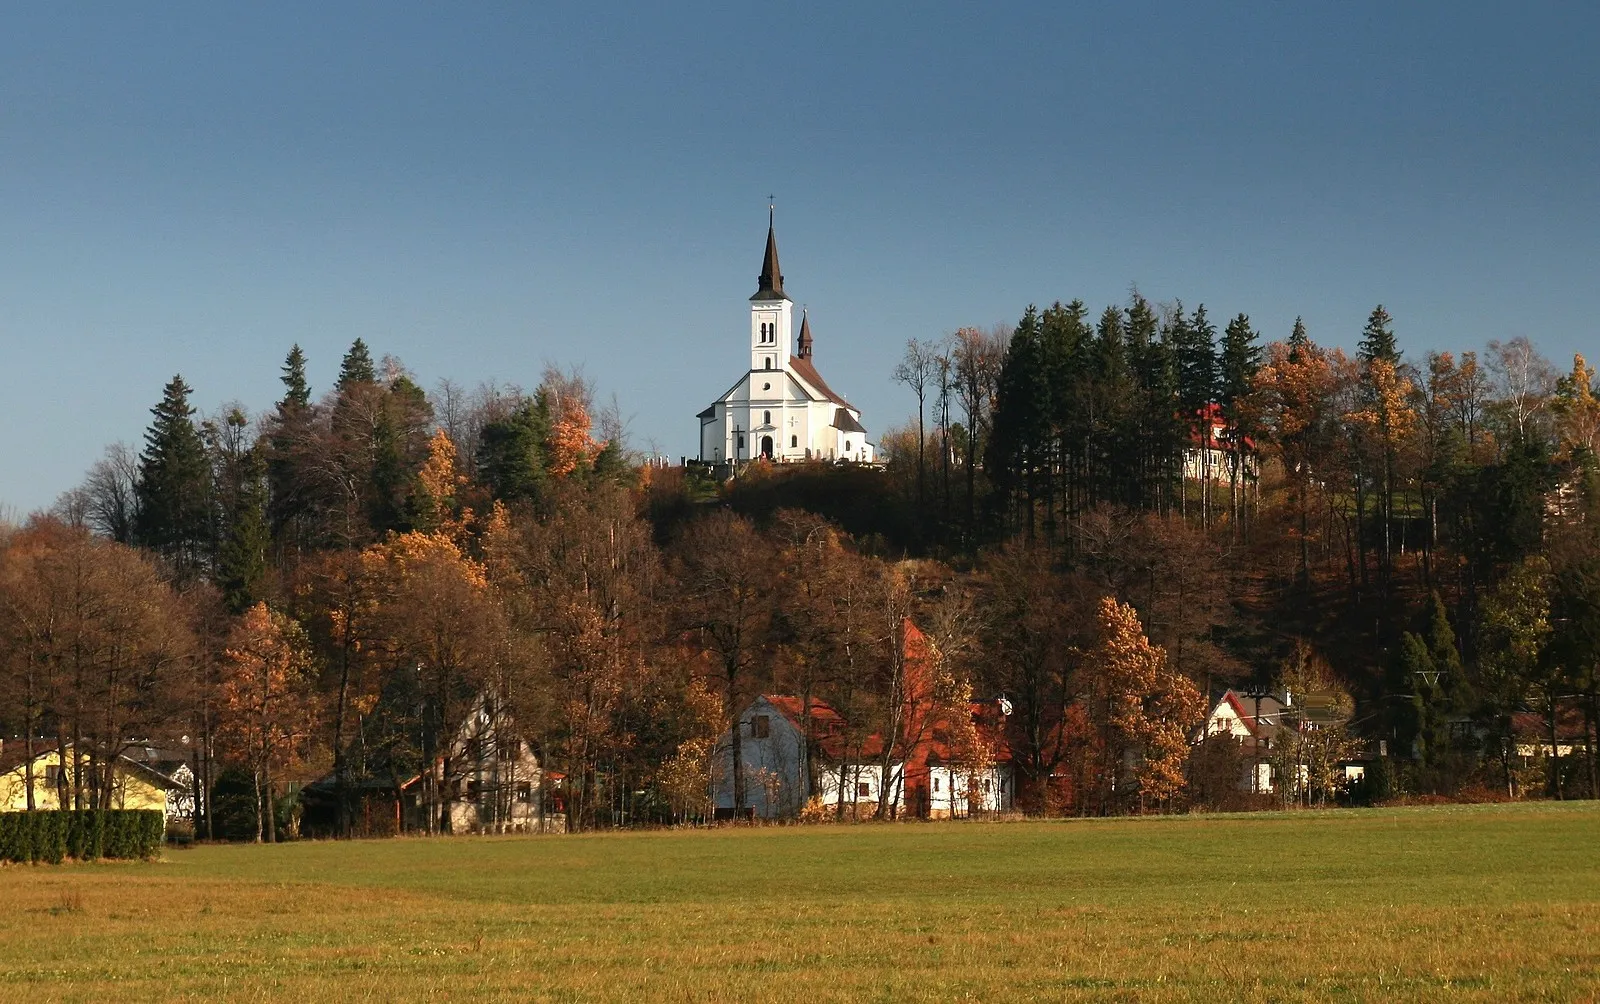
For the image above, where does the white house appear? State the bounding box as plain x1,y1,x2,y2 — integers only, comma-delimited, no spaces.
712,695,823,820
697,212,875,465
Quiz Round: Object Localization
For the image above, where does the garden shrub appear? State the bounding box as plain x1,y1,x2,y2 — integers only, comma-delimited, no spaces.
0,811,164,863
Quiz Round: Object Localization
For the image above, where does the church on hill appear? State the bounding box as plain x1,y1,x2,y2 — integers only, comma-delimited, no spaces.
696,214,875,465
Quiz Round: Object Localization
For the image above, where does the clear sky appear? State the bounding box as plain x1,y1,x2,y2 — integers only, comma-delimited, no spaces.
2,3,1597,515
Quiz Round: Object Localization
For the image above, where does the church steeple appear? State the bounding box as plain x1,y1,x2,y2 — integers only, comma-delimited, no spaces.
797,309,813,359
751,206,787,302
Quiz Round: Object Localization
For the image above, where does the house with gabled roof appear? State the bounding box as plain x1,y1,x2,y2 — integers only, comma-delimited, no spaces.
712,622,1015,820
0,742,187,818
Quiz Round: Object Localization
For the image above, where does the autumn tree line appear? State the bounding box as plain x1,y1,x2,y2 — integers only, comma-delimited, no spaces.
875,296,1600,801
5,291,1600,838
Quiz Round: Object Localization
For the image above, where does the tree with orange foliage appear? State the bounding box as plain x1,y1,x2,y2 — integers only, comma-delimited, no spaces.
361,529,502,833
218,602,319,842
413,428,470,534
1255,326,1345,587
1080,597,1203,812
1346,356,1416,591
540,367,603,479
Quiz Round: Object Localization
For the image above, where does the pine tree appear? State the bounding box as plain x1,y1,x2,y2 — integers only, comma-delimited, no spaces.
208,408,270,613
1219,313,1262,533
281,344,311,409
1358,305,1399,365
337,338,376,390
267,346,316,547
477,398,552,504
1176,303,1218,417
988,307,1052,538
1287,316,1309,361
134,375,213,580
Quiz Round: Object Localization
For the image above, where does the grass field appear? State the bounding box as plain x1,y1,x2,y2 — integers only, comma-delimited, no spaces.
1,802,1597,1002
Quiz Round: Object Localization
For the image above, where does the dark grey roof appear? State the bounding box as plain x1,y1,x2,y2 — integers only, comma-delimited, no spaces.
750,210,788,302
832,408,867,434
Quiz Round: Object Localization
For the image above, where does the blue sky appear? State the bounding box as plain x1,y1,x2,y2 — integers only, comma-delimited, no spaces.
2,3,1597,514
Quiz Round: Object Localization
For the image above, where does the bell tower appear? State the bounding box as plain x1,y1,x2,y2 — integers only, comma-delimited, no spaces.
749,206,793,373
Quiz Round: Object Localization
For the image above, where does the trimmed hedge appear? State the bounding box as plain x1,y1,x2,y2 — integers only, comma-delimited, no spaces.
0,810,165,863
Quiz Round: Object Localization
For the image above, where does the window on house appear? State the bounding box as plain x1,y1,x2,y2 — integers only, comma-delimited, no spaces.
44,765,61,786
751,715,770,739
857,782,870,798
516,783,533,803
932,777,941,793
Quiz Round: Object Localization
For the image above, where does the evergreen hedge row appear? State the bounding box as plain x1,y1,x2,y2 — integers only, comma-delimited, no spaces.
0,810,165,863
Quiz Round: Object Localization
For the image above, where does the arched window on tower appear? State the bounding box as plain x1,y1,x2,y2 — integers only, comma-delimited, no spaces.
764,357,773,370
763,410,771,425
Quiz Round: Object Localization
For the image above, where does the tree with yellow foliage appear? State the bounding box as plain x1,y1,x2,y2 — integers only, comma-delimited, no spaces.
218,602,319,842
1081,597,1203,812
1552,354,1600,463
361,530,502,833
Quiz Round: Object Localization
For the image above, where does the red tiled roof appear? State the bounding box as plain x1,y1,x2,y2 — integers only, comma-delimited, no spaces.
789,355,851,408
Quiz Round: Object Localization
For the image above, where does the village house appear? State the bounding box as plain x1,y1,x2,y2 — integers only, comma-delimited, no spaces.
302,691,561,837
0,742,188,818
1181,403,1258,484
713,623,1015,820
1200,689,1367,795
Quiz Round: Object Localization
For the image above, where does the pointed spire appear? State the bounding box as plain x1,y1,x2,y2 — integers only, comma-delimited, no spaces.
797,308,813,359
752,205,787,301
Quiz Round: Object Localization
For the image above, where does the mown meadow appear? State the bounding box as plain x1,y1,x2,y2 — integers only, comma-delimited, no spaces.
1,802,1597,1002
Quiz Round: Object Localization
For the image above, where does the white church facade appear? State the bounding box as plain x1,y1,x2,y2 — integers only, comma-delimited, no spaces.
697,215,875,465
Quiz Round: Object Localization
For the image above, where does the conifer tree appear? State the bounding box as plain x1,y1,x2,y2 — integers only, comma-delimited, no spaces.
281,344,311,409
208,408,270,613
988,307,1052,538
1219,313,1262,531
134,375,213,580
1358,304,1399,365
337,339,376,389
1176,303,1218,417
266,345,316,547
477,398,553,504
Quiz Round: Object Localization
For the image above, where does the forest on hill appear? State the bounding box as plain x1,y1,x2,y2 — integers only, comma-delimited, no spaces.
3,294,1599,839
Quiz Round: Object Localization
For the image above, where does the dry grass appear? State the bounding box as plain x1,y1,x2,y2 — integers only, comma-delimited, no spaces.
1,802,1597,1001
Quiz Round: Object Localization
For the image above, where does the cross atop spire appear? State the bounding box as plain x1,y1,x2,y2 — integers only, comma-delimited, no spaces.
752,205,787,302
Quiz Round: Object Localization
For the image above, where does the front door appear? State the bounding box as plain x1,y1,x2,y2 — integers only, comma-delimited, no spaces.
761,435,774,460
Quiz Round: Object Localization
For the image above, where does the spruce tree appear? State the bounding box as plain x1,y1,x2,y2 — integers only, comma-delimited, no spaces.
281,344,311,409
1287,316,1309,362
267,346,316,547
1358,305,1399,365
477,398,552,503
1176,303,1218,417
1219,313,1263,532
337,338,376,390
134,375,213,580
988,307,1052,537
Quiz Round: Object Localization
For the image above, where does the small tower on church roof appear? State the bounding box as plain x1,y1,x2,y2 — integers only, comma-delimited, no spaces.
797,309,813,359
751,206,787,302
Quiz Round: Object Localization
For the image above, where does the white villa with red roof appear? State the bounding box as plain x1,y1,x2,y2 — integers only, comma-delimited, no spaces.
696,212,875,465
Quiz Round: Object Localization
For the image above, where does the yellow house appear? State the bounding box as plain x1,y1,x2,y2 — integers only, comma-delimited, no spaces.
0,745,180,813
